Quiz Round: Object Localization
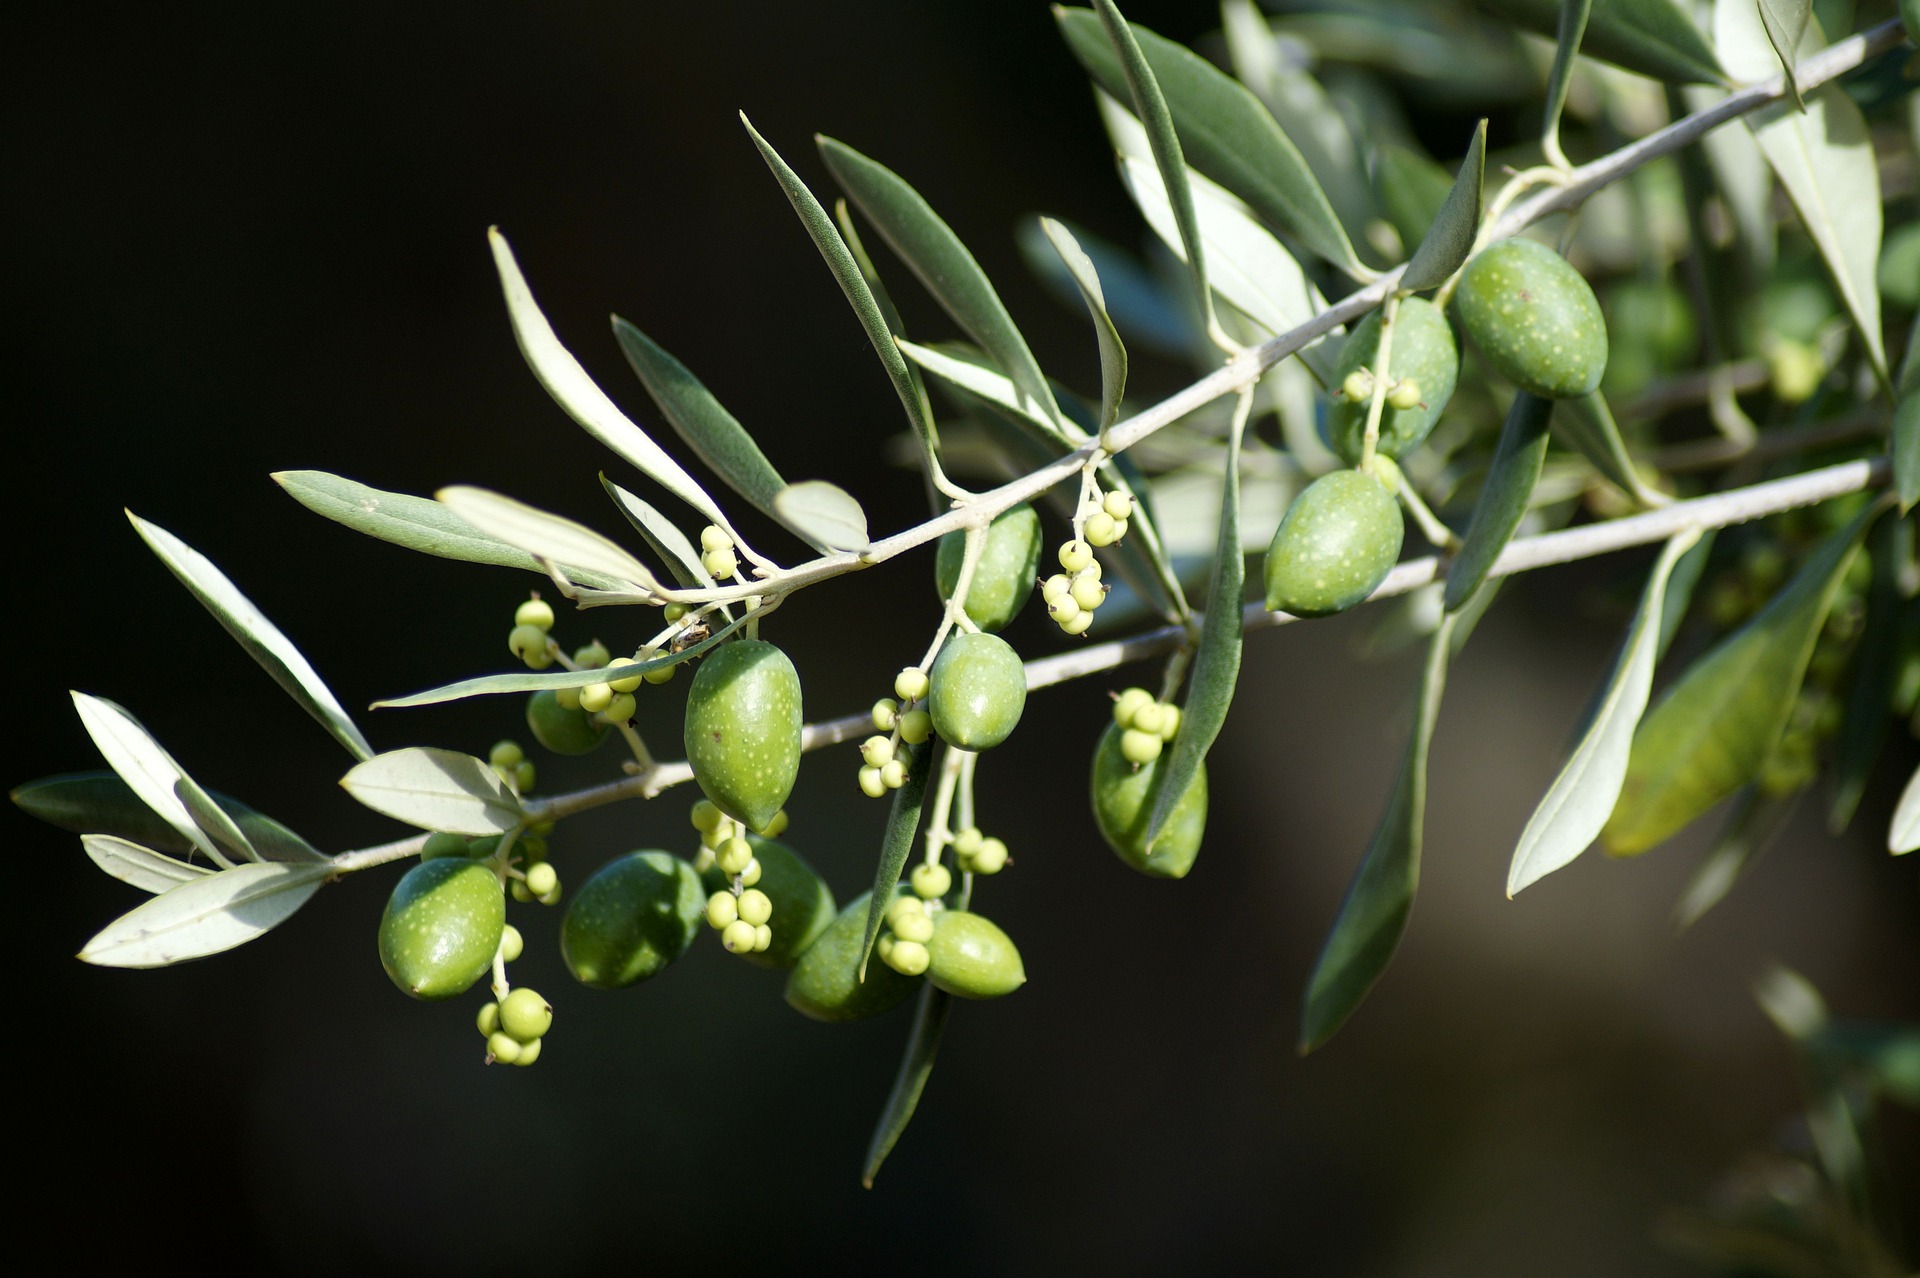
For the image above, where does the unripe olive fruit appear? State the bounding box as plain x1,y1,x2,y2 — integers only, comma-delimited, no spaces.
509,624,551,663
1263,470,1403,618
895,667,930,701
722,919,759,952
515,598,556,631
784,886,921,1022
574,640,611,669
523,861,558,897
926,910,1027,999
378,859,506,1001
928,632,1027,750
500,987,553,1041
911,862,953,900
1327,298,1459,462
420,832,473,861
935,502,1043,633
698,836,835,969
526,690,611,756
499,923,524,963
1455,238,1608,400
606,657,645,694
1091,721,1208,879
886,939,931,976
683,640,803,833
511,1036,543,1067
559,852,704,989
488,1031,524,1064
970,836,1009,875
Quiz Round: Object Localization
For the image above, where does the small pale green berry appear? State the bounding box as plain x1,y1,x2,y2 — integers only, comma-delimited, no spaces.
606,657,645,694
524,862,558,897
759,810,788,838
880,759,907,789
513,761,535,792
642,661,676,686
886,894,926,930
858,766,887,798
1113,687,1153,728
578,682,614,713
1102,491,1133,522
702,547,738,578
721,919,758,953
886,938,931,976
1157,703,1182,741
971,837,1008,875
892,910,934,944
1058,539,1093,573
1342,368,1375,403
500,987,552,1041
739,857,762,887
488,1031,523,1064
499,924,525,963
1041,574,1073,602
700,525,733,553
489,740,525,770
717,837,754,876
952,827,985,857
515,598,556,631
1060,611,1094,636
895,667,930,701
871,698,899,732
1047,595,1083,626
861,735,895,768
1083,511,1119,547
512,1036,543,1066
1387,379,1423,411
1120,728,1164,765
706,891,739,929
555,686,583,711
573,640,610,668
911,862,952,900
1130,702,1166,737
690,799,722,832
752,924,772,952
601,692,636,723
898,709,933,745
738,888,773,927
477,1002,501,1036
511,880,535,904
509,624,552,668
1070,576,1106,612
664,603,690,622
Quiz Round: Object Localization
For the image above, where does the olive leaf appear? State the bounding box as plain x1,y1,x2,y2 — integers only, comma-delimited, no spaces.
339,747,524,836
1374,145,1456,256
1891,764,1920,853
1554,393,1666,508
898,339,1066,444
435,486,660,595
1037,217,1128,432
488,229,741,538
773,481,870,553
1399,121,1486,293
1148,401,1244,848
1754,0,1811,108
82,834,215,895
78,861,332,969
741,115,939,470
1828,513,1904,833
1507,528,1701,897
1056,5,1364,275
1672,786,1798,929
1541,0,1594,161
13,771,324,863
862,983,953,1189
1473,0,1725,84
1300,611,1457,1053
1017,217,1195,357
175,777,260,865
129,513,375,763
817,136,1061,429
855,743,934,982
1655,528,1716,658
70,692,225,866
1684,84,1779,277
600,477,714,590
1443,392,1553,611
1893,391,1919,513
1604,502,1878,856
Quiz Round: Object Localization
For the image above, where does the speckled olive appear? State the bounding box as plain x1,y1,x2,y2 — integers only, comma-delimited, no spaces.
378,859,505,1001
1263,470,1403,618
927,632,1027,751
784,886,921,1022
925,910,1026,999
1326,298,1459,463
1455,238,1608,400
525,690,610,756
935,502,1043,633
1091,721,1209,879
698,836,836,970
683,640,802,833
559,852,705,989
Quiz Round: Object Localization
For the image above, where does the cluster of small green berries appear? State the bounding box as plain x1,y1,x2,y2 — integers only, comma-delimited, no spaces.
476,985,552,1067
1340,367,1424,413
506,596,558,670
509,834,562,906
488,739,537,795
690,799,784,955
699,525,740,580
1111,686,1182,765
950,826,1009,876
1042,540,1107,637
557,634,675,725
1079,486,1133,549
875,863,953,975
857,667,935,798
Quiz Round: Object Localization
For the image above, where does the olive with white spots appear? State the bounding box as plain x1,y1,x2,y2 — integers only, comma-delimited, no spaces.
784,886,922,1022
927,632,1027,750
683,640,803,833
377,859,505,1001
935,502,1043,633
698,836,836,970
560,851,705,989
1455,238,1608,400
1263,470,1403,618
1091,721,1208,879
1326,297,1459,463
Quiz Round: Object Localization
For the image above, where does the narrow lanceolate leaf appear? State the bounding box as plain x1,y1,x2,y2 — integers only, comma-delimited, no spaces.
1554,393,1665,508
1038,217,1128,431
1092,0,1216,334
70,693,222,865
1829,514,1905,832
128,512,374,762
1604,503,1879,856
1508,529,1701,897
741,116,939,467
601,478,714,589
1374,146,1456,255
435,487,659,594
13,771,323,863
340,748,524,836
1148,402,1245,847
818,137,1060,428
1400,121,1485,293
1715,4,1886,382
1017,217,1194,357
1541,0,1595,162
1673,786,1798,929
1444,393,1553,611
1893,393,1920,513
773,481,870,553
1755,0,1811,107
898,340,1064,443
1056,6,1363,274
273,471,622,590
1890,764,1920,853
1473,0,1725,83
862,983,954,1188
856,743,934,982
488,229,737,536
373,617,746,708
1300,612,1457,1053
82,835,214,895
78,861,331,969
175,777,259,864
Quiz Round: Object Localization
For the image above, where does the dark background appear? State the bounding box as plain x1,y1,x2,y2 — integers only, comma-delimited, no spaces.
6,2,1916,1273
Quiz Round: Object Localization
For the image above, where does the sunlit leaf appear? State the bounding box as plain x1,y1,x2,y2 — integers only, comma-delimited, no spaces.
340,747,524,836
1554,393,1665,508
128,512,374,762
856,744,933,981
861,983,953,1188
1755,0,1811,107
175,777,259,865
601,477,714,590
898,339,1063,443
82,834,214,895
13,771,323,863
1672,786,1797,929
1038,217,1128,431
1828,513,1904,832
1400,120,1486,292
435,487,659,594
773,481,871,553
78,861,331,969
70,693,223,866
1017,217,1193,357
1475,0,1725,83
1444,392,1552,611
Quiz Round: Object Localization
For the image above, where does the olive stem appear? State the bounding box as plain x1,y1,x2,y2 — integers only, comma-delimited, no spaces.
922,747,968,869
613,720,655,772
1356,294,1402,474
922,524,988,671
1397,480,1458,552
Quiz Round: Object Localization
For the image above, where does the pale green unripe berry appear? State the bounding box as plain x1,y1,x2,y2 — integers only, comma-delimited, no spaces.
738,857,762,887
871,698,899,731
642,661,676,685
759,810,788,838
663,603,690,624
1041,573,1073,602
858,766,887,798
738,888,773,926
1121,728,1164,765
1387,379,1423,411
892,910,934,944
886,894,926,931
717,837,754,875
707,891,739,929
1083,511,1119,547
489,740,525,769
1157,703,1182,741
512,1036,543,1066
898,709,933,745
953,827,985,857
1113,687,1153,728
514,761,536,792
525,861,559,897
1079,559,1102,583
578,682,613,713
1059,611,1094,636
538,886,563,907
699,525,733,553
606,657,645,693
499,924,525,963
895,667,930,701
1342,368,1375,402
1047,596,1082,626
511,879,535,903
500,987,553,1041
690,799,723,832
1058,540,1093,573
421,832,472,861
488,1031,524,1064
722,919,758,953
555,685,582,710
970,837,1009,875
1102,491,1134,522
477,1001,501,1036
1130,702,1167,737
753,924,772,952
515,598,556,631
509,625,552,668
1070,576,1106,612
573,640,611,668
911,863,952,900
1110,518,1128,541
601,692,636,723
886,939,931,976
702,547,739,578
530,819,555,836
880,759,907,789
861,735,895,768
877,933,895,962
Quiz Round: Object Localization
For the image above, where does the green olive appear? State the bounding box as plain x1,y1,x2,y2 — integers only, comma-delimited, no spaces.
1455,237,1608,400
419,832,473,861
1090,721,1208,879
935,503,1043,633
377,859,505,1001
525,690,610,756
559,852,704,989
925,910,1026,999
683,640,802,833
1263,470,1403,618
784,886,921,1022
1326,297,1459,463
927,632,1027,751
697,836,836,970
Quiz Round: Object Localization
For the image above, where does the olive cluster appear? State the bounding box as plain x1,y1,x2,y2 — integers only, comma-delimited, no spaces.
950,825,1009,876
476,987,553,1067
691,799,778,956
487,737,537,795
1043,539,1107,636
698,524,740,579
1108,686,1182,765
857,667,934,798
1091,687,1208,881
